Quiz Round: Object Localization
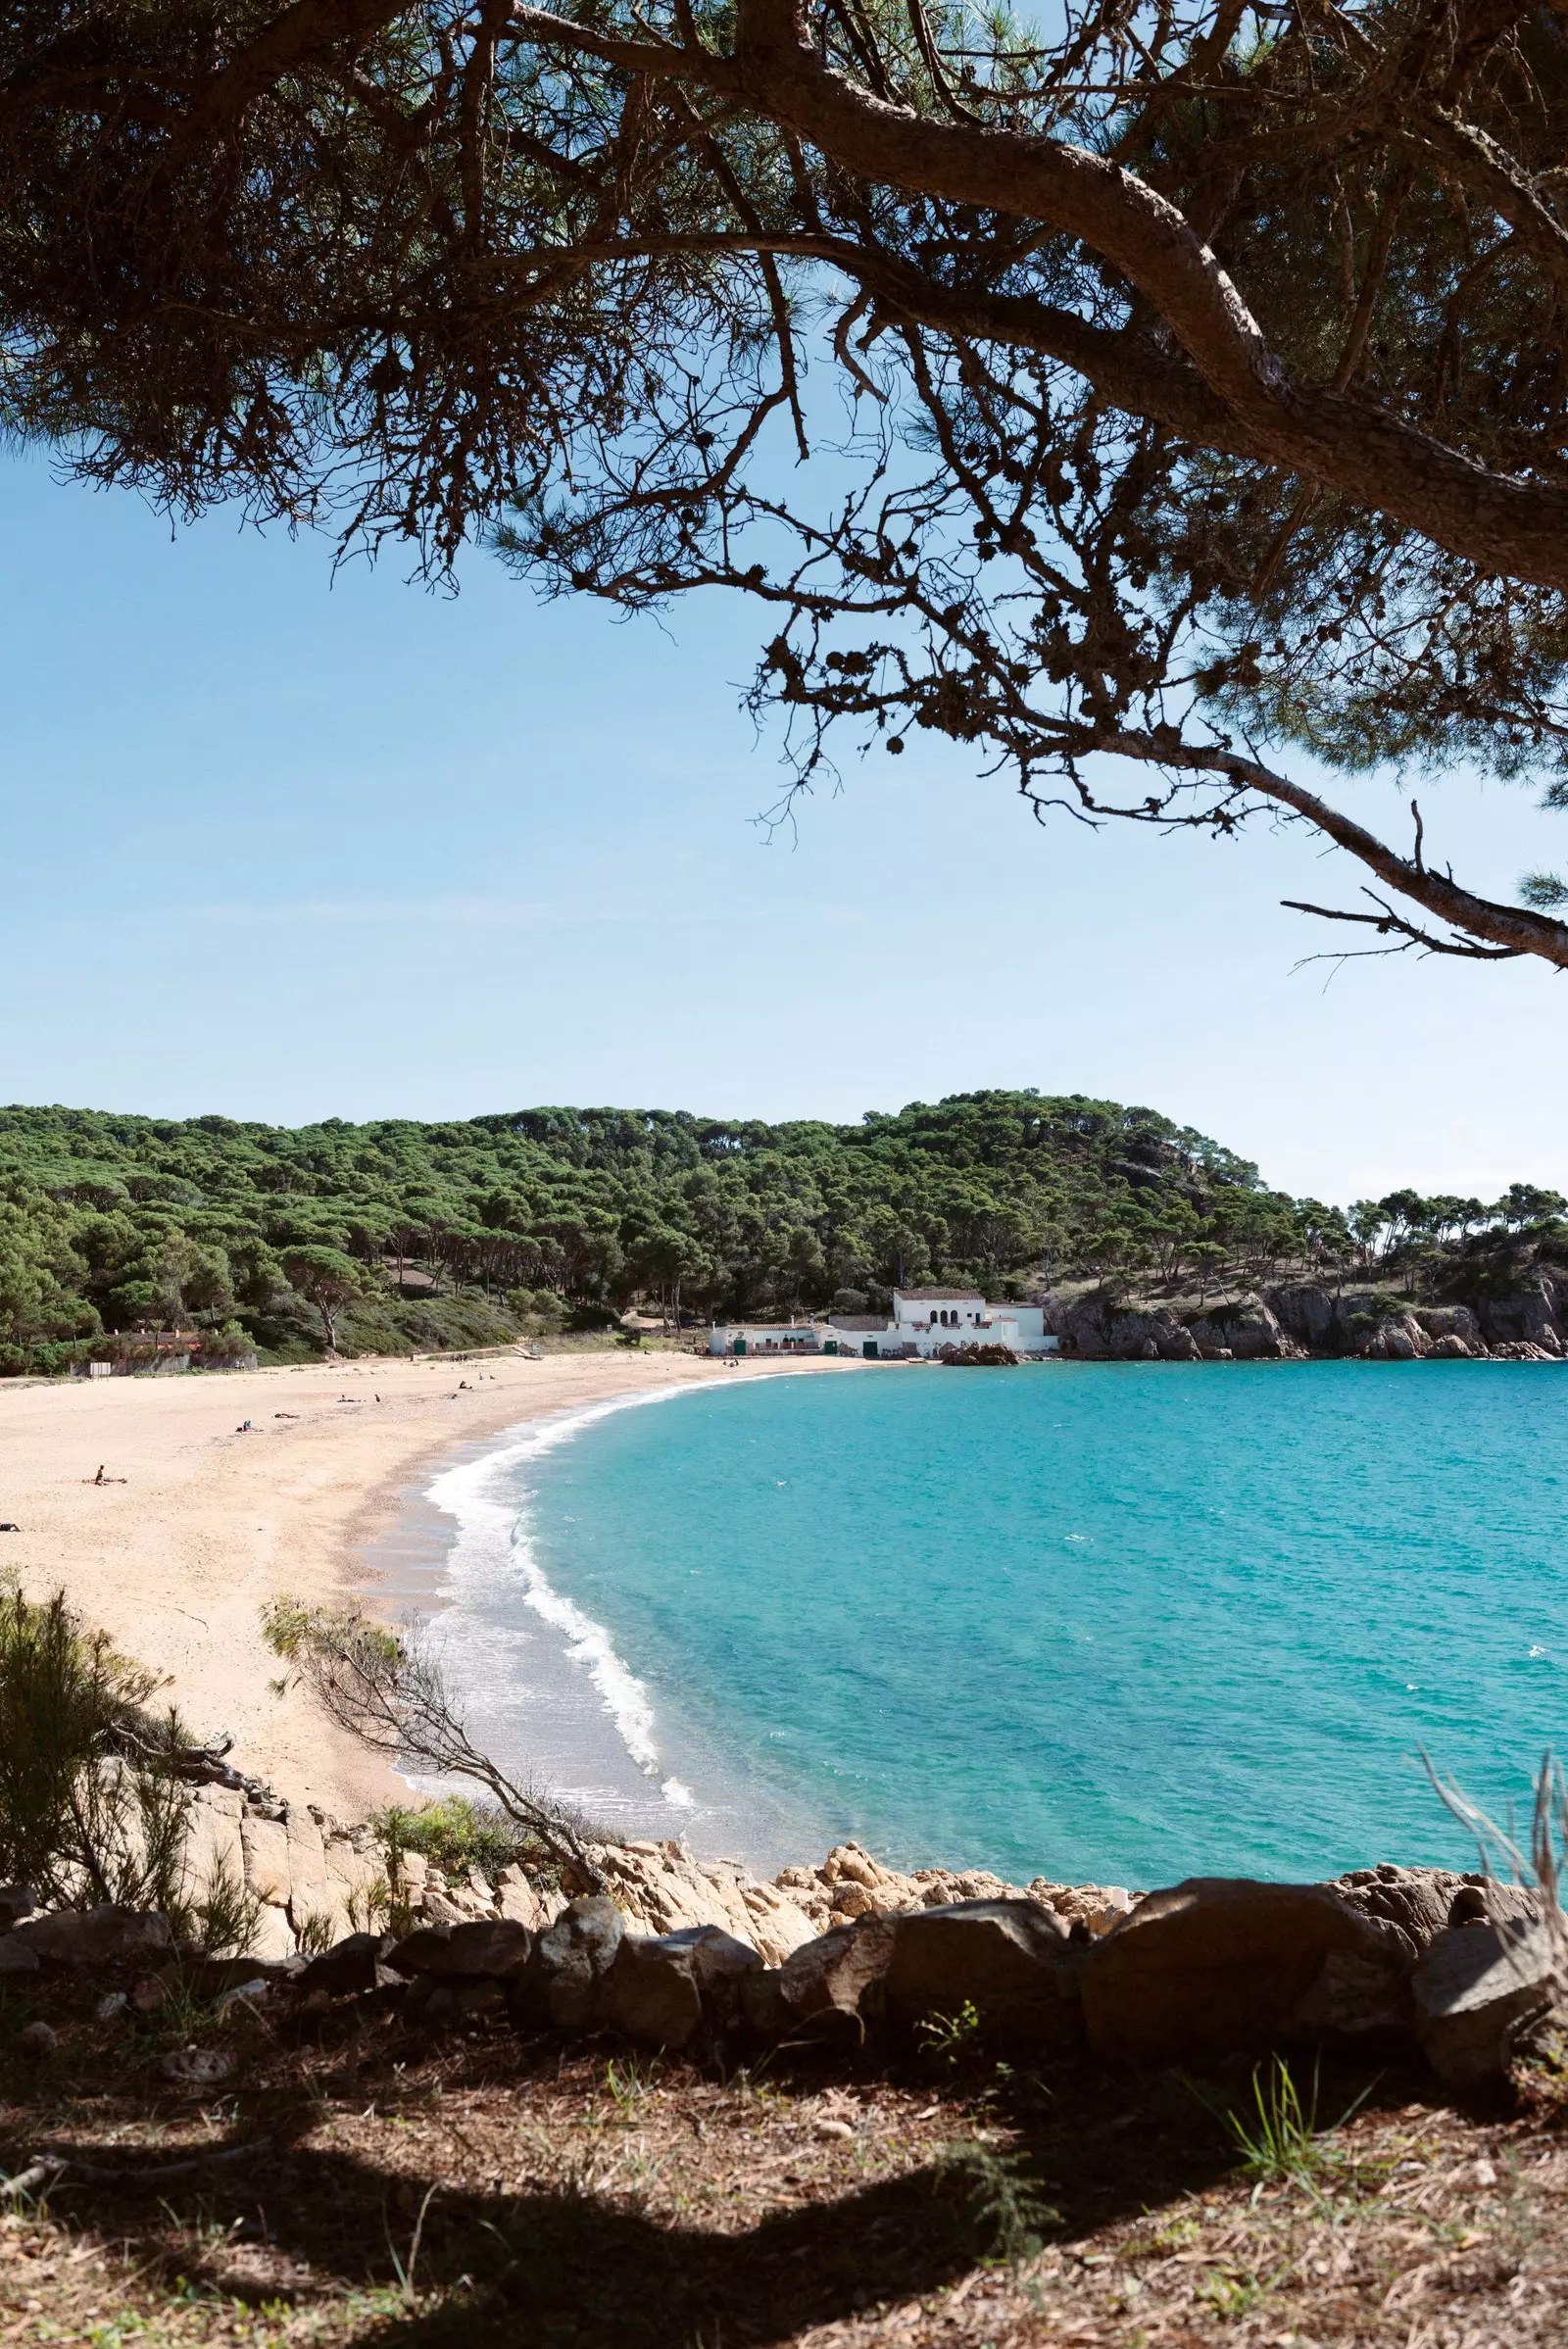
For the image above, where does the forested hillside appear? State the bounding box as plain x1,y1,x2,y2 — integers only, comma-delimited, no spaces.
0,1092,1557,1373
0,1092,1298,1370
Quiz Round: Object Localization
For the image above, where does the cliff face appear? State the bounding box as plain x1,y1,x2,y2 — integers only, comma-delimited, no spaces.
1044,1276,1568,1362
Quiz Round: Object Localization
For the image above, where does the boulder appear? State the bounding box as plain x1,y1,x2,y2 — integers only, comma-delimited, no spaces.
1361,1311,1431,1361
1268,1284,1338,1350
1186,1300,1292,1360
1412,1919,1565,2086
1327,1864,1472,1963
600,1925,763,2048
1081,1879,1406,2064
1428,1335,1475,1359
592,1840,815,1964
0,1935,39,1976
1479,1279,1563,1352
742,1916,900,2042
12,1905,172,1972
160,2045,235,2086
297,1932,396,1997
388,1919,533,1980
882,1899,1082,2044
239,1812,293,1908
0,1884,34,1933
513,1896,624,2031
1415,1304,1483,1350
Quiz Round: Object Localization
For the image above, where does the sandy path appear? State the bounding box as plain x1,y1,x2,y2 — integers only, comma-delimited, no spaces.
0,1347,849,1823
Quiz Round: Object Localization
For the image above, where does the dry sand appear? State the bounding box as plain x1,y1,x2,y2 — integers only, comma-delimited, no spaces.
0,1346,849,1822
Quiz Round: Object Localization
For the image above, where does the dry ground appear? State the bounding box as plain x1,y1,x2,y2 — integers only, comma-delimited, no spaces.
2,1967,1564,2349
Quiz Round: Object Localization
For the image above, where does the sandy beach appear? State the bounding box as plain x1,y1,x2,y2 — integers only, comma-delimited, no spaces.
0,1346,848,1824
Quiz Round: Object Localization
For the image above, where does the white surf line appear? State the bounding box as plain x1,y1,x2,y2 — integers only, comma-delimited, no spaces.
420,1368,833,1805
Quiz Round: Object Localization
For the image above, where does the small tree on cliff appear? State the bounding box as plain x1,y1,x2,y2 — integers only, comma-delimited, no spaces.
280,1247,368,1354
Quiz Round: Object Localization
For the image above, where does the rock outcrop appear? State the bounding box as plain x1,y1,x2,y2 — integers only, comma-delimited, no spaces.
7,1857,1562,2089
1040,1276,1568,1362
774,1840,1134,1937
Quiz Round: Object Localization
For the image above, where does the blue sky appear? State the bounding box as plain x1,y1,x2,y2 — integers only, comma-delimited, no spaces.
2,447,1564,1205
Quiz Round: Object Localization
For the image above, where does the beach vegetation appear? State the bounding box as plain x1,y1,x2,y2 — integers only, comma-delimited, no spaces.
261,1596,603,1888
373,1795,522,1882
0,1576,258,1940
0,1575,192,1912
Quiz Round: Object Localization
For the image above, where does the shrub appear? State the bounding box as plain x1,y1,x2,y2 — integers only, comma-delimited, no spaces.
373,1794,519,1881
0,1576,192,1911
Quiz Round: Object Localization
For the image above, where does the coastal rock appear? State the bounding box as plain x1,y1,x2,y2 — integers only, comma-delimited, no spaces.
496,1864,563,1933
1194,1299,1294,1359
239,1812,293,1909
248,1901,297,1964
1412,1918,1565,2086
284,1808,335,1942
592,1840,815,1965
1478,1277,1563,1352
297,1932,396,1997
1360,1310,1432,1361
600,1924,762,2047
1045,1297,1207,1362
883,1899,1082,2043
773,1841,1133,1939
744,1915,900,2042
1415,1305,1483,1351
1081,1879,1402,2064
514,1896,624,2031
11,1904,173,1972
390,1919,533,1979
0,1884,35,1933
1268,1284,1339,1350
1326,1865,1473,1964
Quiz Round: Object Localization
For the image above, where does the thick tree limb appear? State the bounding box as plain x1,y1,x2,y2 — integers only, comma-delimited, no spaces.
1091,729,1568,966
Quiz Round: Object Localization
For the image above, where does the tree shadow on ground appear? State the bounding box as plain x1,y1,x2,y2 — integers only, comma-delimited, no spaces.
10,2024,1446,2349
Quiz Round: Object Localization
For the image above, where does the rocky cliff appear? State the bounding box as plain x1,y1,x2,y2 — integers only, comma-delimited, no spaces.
1044,1275,1568,1363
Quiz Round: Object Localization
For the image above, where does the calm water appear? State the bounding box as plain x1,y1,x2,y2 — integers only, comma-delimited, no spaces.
423,1362,1568,1887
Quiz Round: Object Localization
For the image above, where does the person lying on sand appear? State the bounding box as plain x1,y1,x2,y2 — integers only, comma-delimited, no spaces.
88,1465,128,1484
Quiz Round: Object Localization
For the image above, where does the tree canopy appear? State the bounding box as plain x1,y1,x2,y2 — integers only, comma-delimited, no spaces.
6,3,1568,962
0,1089,1305,1367
0,1090,1560,1373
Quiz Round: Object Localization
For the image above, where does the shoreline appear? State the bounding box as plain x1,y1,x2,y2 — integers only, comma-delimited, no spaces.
382,1377,835,1863
0,1346,856,1823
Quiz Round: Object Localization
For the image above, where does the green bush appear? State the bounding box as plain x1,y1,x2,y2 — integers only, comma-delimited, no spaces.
0,1576,192,1912
373,1794,519,1881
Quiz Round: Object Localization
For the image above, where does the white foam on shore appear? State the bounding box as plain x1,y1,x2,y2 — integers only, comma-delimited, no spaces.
422,1383,700,1795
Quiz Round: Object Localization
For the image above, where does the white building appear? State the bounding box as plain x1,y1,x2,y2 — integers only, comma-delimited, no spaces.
707,1323,823,1357
824,1290,1055,1359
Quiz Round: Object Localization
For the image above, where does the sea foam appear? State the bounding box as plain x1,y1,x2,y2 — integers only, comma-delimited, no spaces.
420,1384,698,1800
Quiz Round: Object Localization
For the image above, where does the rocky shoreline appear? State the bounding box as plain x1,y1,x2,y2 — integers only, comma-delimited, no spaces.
4,1778,1562,2097
1044,1274,1568,1362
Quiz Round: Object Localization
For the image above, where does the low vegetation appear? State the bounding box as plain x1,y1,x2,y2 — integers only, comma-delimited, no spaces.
2,1995,1565,2348
3,1093,1567,1377
0,1579,260,1953
261,1598,599,1886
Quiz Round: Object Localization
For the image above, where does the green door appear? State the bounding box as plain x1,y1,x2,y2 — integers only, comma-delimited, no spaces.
733,1336,747,1356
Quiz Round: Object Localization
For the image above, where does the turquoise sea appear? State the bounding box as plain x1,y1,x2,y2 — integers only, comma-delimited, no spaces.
420,1362,1567,1888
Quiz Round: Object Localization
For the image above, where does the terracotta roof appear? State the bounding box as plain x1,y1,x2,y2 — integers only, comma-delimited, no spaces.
895,1288,984,1302
829,1314,894,1331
